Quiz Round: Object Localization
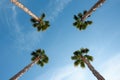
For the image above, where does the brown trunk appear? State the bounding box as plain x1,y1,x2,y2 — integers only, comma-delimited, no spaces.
82,0,106,21
82,56,105,80
9,58,39,80
11,0,39,21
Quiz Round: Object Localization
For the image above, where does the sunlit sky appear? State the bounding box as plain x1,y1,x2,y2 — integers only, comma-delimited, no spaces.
0,0,120,80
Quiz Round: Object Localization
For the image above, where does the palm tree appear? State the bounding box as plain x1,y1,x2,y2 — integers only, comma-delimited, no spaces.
31,13,50,31
10,49,49,80
11,0,50,31
81,0,106,21
73,10,93,31
71,48,105,80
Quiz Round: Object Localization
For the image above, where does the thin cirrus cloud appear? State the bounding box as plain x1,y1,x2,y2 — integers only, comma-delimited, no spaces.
35,54,120,80
102,53,120,80
47,0,73,21
5,4,43,51
35,65,87,80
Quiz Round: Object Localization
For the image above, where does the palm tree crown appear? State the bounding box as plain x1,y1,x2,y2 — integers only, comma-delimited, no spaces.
71,48,93,68
31,13,50,32
73,10,93,31
31,49,49,67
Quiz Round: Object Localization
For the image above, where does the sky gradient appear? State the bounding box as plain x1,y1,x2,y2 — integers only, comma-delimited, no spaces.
0,0,120,80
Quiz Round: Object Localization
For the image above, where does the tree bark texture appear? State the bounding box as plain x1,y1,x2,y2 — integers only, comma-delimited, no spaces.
82,0,106,21
83,57,105,80
9,58,39,80
11,0,39,21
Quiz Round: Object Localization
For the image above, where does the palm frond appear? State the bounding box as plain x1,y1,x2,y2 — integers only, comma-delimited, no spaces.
37,60,44,67
74,60,80,67
74,15,78,20
85,55,93,61
31,18,37,23
42,56,49,63
80,61,85,68
40,13,45,20
83,10,87,15
31,56,36,61
73,22,77,26
86,21,93,25
81,48,89,54
73,50,80,56
37,26,42,31
36,49,41,53
71,56,78,60
78,13,83,18
33,23,39,27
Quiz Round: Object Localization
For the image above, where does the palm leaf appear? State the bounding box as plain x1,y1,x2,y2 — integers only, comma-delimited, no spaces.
74,15,78,20
42,56,49,63
85,55,93,61
71,56,78,60
40,13,45,20
31,56,36,61
78,13,83,18
37,60,44,67
74,60,80,66
83,10,87,15
36,49,41,53
87,21,93,25
31,18,37,23
81,48,89,54
73,22,77,26
37,26,42,31
73,51,80,56
80,61,85,68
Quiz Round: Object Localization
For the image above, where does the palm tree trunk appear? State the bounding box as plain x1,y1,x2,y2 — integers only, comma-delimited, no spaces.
83,58,105,80
9,58,39,80
11,0,39,21
81,0,106,21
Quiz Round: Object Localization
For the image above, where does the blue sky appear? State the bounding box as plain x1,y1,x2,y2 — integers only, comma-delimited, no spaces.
0,0,120,80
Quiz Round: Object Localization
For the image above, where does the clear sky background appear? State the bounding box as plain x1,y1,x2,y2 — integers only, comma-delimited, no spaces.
0,0,120,80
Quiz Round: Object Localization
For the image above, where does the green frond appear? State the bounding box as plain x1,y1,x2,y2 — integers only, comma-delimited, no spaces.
31,51,36,56
74,60,80,67
41,13,45,20
31,51,38,57
37,26,42,31
42,25,48,31
83,10,87,15
73,50,80,56
31,56,36,61
37,60,44,67
42,56,49,63
45,21,50,26
80,61,85,68
41,50,45,55
87,21,93,25
74,15,78,20
71,56,78,60
33,23,39,27
85,55,93,61
78,13,83,18
78,25,83,30
80,24,86,30
36,49,41,53
81,48,89,54
31,18,37,23
73,22,78,26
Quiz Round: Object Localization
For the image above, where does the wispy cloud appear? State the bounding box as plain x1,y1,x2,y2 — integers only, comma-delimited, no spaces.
47,0,73,21
10,6,42,51
35,65,87,80
102,54,120,80
35,53,120,80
